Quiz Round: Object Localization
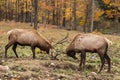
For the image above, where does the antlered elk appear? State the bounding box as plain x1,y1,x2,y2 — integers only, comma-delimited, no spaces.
66,34,111,73
5,29,68,59
5,29,52,59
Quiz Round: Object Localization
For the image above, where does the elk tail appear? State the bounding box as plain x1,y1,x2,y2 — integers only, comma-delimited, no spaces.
104,37,112,46
7,30,13,36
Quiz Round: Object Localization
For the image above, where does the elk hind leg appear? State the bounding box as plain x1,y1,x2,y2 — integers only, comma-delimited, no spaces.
104,53,111,72
5,41,14,58
12,43,19,58
98,53,105,73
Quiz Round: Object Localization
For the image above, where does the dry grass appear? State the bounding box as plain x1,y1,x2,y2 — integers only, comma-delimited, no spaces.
0,21,120,80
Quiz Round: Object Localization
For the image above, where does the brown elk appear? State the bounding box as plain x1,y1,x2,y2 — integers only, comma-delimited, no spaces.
5,29,53,59
5,29,68,59
66,34,111,73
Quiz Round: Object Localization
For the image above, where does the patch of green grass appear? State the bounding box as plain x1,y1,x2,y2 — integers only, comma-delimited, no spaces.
112,58,120,65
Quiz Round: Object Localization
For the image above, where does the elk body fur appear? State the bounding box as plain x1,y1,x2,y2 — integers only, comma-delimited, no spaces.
66,34,111,73
5,29,52,59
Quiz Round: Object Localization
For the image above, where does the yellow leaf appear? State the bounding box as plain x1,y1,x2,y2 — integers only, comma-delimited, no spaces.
103,0,110,4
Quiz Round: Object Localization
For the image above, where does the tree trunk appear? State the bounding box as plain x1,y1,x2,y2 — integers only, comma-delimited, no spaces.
30,0,34,26
15,0,18,21
83,4,89,33
69,0,72,30
51,0,55,25
5,0,7,21
34,0,38,30
17,0,20,21
44,0,48,28
62,0,66,28
114,16,119,33
90,0,94,32
25,1,28,22
73,0,77,30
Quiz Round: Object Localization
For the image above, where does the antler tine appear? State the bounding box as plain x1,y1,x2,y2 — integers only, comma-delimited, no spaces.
53,33,69,46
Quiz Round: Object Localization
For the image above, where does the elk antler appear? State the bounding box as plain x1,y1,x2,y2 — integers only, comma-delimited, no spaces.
53,33,69,46
50,33,69,59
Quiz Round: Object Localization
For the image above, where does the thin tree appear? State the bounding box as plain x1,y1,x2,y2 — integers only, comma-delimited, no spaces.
0,0,1,20
51,0,55,25
15,0,19,21
69,0,72,30
62,0,66,27
30,0,34,26
91,0,94,32
73,0,77,30
83,4,89,33
5,0,7,21
25,0,28,22
34,0,38,30
44,0,48,28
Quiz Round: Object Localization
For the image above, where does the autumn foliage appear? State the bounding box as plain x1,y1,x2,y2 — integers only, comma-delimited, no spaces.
0,0,120,32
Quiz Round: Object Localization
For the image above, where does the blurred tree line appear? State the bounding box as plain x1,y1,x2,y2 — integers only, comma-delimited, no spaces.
0,0,120,33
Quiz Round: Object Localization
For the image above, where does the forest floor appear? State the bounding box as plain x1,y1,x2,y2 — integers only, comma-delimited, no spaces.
0,21,120,80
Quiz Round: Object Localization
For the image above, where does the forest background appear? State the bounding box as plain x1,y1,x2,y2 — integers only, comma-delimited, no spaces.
0,0,120,34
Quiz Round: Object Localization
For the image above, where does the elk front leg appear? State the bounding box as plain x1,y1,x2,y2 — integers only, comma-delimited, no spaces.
31,46,36,59
79,51,86,71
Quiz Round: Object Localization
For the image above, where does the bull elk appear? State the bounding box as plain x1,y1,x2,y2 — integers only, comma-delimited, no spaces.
5,29,52,59
5,29,68,59
66,34,111,73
